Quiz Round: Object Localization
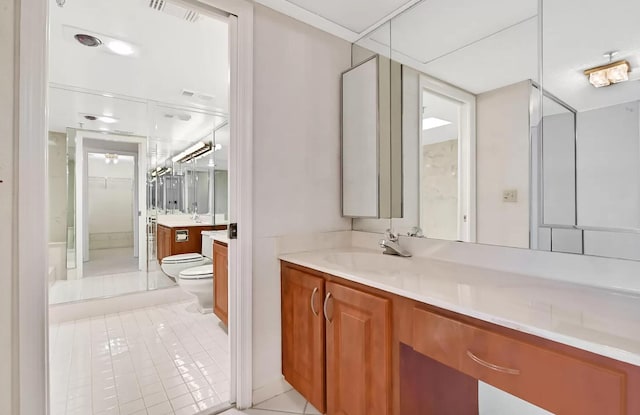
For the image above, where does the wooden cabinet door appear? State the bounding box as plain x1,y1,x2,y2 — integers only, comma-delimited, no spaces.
157,225,171,262
325,282,391,415
281,264,326,413
213,241,228,326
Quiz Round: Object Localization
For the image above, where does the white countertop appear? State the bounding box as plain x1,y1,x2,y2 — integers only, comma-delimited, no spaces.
156,215,213,228
279,247,640,366
202,230,229,245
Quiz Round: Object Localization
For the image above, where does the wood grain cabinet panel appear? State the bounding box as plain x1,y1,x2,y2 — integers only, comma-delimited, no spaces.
281,265,326,413
213,241,228,327
325,282,391,415
280,261,639,415
412,307,626,415
156,224,217,262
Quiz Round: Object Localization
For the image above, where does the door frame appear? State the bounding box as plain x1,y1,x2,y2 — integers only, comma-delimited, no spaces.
15,0,254,414
419,74,477,243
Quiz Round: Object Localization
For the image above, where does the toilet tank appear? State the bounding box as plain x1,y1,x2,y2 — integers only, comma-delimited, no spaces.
201,234,213,259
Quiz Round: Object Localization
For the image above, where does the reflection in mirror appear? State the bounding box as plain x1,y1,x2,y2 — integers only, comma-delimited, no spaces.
349,22,399,231
421,91,460,240
213,123,230,224
65,128,77,272
354,0,538,246
419,79,475,242
345,21,402,221
539,0,640,260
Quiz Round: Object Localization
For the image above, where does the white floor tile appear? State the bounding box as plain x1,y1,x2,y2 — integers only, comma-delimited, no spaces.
50,268,175,305
49,300,230,415
146,401,174,415
169,392,195,411
253,390,307,413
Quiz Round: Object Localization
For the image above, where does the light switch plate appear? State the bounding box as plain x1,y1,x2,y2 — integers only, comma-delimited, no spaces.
503,189,518,203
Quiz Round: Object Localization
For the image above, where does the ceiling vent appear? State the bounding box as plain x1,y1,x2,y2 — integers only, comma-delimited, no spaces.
148,0,165,11
181,89,195,97
147,0,200,23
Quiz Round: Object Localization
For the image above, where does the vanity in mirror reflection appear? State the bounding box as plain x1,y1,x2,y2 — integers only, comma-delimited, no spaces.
345,0,640,262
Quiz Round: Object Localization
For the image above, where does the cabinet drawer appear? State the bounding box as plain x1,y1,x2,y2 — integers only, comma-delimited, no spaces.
412,308,626,415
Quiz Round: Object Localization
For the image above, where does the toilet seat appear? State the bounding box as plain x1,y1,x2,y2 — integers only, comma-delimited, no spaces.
179,265,213,280
162,253,204,264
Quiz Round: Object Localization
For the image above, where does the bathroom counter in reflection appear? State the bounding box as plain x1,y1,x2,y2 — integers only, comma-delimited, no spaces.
279,247,640,366
156,214,216,228
202,230,230,245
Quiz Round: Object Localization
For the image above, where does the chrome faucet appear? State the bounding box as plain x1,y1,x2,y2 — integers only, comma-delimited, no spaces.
407,226,424,238
379,229,412,257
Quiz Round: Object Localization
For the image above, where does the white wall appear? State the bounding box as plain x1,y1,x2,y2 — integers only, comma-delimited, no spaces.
476,80,531,249
252,4,352,394
0,0,15,412
87,155,135,249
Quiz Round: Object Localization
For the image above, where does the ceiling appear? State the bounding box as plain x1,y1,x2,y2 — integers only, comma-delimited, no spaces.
48,0,230,166
270,0,640,112
254,0,422,41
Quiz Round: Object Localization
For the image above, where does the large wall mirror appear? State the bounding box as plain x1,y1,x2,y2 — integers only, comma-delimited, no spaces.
351,0,640,262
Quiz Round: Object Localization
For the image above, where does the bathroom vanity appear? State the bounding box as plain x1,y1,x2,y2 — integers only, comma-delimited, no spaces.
156,221,220,262
280,250,640,415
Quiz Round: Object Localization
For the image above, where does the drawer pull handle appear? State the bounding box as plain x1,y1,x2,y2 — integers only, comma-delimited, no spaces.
466,351,521,375
310,287,319,317
323,292,333,323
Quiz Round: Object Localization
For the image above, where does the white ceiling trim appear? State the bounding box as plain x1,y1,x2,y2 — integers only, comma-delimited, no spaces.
253,0,423,43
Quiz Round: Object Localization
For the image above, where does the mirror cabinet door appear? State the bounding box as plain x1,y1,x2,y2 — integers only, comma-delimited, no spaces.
342,23,402,219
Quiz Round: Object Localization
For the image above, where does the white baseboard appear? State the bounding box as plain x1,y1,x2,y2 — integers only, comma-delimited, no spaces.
252,377,293,406
48,286,192,323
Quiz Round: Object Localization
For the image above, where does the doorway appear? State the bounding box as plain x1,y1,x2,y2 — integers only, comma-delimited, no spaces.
84,149,137,277
419,75,477,243
43,0,245,413
16,0,254,413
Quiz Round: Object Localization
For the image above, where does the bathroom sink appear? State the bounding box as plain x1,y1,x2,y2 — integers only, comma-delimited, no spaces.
323,252,413,276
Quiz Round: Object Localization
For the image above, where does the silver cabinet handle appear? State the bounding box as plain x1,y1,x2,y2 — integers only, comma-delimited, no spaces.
323,292,332,323
466,350,520,375
310,287,319,317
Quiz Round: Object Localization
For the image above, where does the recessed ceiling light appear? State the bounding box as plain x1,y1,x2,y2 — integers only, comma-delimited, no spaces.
422,117,452,130
74,33,102,47
107,40,135,56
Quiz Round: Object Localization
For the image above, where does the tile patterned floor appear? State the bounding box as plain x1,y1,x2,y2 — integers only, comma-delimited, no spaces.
50,269,176,305
251,389,321,414
49,300,230,415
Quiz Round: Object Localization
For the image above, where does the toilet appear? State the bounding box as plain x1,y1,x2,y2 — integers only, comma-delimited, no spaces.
160,253,211,279
160,233,214,313
177,265,214,313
